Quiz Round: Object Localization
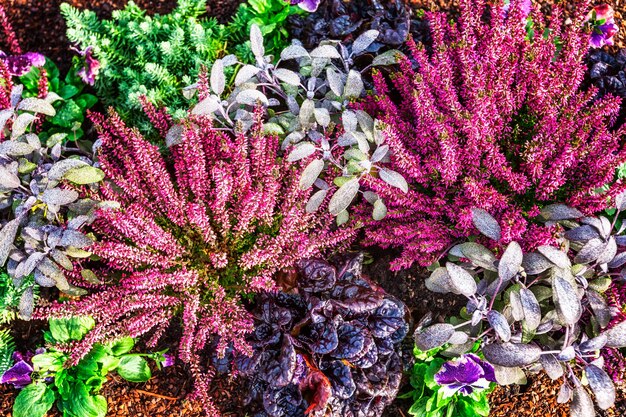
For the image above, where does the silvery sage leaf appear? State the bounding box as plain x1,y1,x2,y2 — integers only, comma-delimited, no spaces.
556,345,576,361
59,230,93,249
597,237,617,266
274,68,301,86
557,383,572,404
564,225,601,243
553,275,582,325
287,142,316,162
493,365,527,385
314,108,330,127
326,67,344,97
608,251,626,269
616,191,626,211
379,168,408,193
47,159,89,182
575,238,608,264
63,166,105,185
210,59,225,96
521,252,552,275
328,178,360,216
578,334,608,352
519,288,541,331
372,199,387,220
299,159,325,190
0,218,20,266
585,364,615,410
192,95,221,116
539,354,563,380
509,290,524,322
280,44,310,60
487,310,511,342
0,141,34,157
249,24,264,60
452,242,497,271
604,320,626,348
498,241,523,282
571,386,595,417
470,208,501,241
11,113,36,139
482,342,542,367
351,30,379,56
41,189,79,206
371,145,389,163
425,267,454,294
17,286,34,320
537,245,571,269
0,165,20,189
587,290,611,328
445,263,477,297
343,70,364,100
372,49,403,66
305,189,327,213
299,99,315,125
540,204,583,221
17,97,56,116
413,323,454,351
310,45,341,60
235,65,261,86
236,89,269,106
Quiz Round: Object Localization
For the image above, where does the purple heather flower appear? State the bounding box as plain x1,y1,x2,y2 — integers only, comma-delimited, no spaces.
0,360,33,388
587,4,619,48
76,46,100,86
290,0,321,12
434,354,496,398
0,50,45,76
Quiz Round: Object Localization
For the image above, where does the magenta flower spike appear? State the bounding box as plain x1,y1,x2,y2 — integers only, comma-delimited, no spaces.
434,354,496,398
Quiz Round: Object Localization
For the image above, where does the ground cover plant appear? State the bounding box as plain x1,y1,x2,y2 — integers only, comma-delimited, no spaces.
3,0,626,416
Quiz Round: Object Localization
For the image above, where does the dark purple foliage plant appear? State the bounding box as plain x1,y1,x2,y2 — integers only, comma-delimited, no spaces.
223,255,408,417
360,0,626,270
34,107,357,415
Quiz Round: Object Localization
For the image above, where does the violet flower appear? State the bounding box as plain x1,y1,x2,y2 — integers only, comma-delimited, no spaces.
434,354,496,398
289,0,321,12
161,353,174,368
0,50,45,76
0,352,36,389
76,46,100,86
587,4,619,48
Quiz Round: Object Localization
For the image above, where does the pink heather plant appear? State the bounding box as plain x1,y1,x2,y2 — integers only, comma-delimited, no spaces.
360,0,626,270
34,108,356,414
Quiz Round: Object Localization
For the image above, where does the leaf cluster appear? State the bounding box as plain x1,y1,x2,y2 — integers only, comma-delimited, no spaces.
415,201,626,417
189,25,407,222
13,317,158,417
0,84,106,319
19,58,98,143
221,255,408,417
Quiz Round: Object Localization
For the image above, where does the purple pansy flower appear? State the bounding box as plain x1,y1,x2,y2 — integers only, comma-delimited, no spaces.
434,354,496,398
587,4,619,48
162,353,175,368
0,351,36,389
75,46,101,86
289,0,321,13
0,50,45,76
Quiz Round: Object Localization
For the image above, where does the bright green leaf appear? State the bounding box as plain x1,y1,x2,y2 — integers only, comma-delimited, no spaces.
117,356,151,382
13,383,55,417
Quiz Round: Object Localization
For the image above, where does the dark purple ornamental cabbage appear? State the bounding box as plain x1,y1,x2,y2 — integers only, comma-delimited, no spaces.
219,254,408,417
